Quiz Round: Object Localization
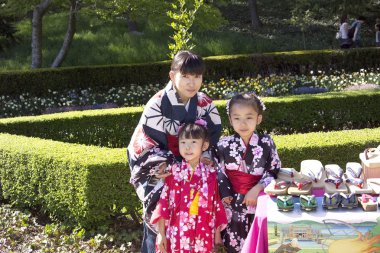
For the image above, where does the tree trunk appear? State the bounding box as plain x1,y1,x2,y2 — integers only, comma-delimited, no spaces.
51,0,78,68
31,0,53,68
247,0,262,30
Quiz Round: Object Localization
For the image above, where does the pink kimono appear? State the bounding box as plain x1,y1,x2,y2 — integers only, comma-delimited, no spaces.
151,161,227,253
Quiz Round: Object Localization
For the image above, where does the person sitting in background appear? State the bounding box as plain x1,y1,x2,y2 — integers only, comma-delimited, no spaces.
339,15,352,49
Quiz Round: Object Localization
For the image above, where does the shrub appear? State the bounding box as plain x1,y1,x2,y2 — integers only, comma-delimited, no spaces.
0,69,379,119
0,133,133,228
1,127,379,228
0,90,379,147
275,127,380,169
0,48,379,97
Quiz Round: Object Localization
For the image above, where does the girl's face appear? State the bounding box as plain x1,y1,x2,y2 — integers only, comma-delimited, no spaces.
229,103,262,144
179,137,209,168
169,71,202,103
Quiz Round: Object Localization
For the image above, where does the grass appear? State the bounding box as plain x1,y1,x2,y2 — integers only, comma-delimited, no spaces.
0,9,363,71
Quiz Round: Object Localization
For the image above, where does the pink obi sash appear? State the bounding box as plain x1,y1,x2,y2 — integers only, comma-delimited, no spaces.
226,170,262,195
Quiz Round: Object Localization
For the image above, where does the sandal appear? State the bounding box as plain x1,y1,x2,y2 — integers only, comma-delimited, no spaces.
277,195,294,212
287,178,312,196
344,162,373,194
340,192,358,209
322,192,341,209
300,194,317,211
264,179,291,196
277,168,297,180
324,164,348,194
300,160,325,188
275,180,291,189
358,194,377,211
368,179,380,194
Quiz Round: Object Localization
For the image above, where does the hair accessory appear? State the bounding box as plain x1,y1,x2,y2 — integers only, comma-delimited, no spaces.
256,96,266,111
178,123,186,133
226,99,231,116
194,118,207,129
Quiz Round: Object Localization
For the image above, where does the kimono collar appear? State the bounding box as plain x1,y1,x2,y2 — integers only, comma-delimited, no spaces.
175,160,209,183
235,132,259,149
165,81,193,106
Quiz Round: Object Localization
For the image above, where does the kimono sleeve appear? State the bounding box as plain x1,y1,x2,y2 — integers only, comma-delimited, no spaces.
260,135,281,187
127,93,175,199
215,141,234,200
198,93,222,147
213,180,227,231
150,176,173,225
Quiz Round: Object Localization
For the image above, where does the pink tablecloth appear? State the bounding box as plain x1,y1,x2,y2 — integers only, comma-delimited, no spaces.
240,192,269,253
241,189,325,253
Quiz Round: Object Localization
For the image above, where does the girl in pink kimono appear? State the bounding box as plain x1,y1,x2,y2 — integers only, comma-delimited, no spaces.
217,93,281,252
151,121,227,253
127,51,222,253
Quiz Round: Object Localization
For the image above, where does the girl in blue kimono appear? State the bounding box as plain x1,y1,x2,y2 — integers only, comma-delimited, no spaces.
127,50,222,253
217,93,281,253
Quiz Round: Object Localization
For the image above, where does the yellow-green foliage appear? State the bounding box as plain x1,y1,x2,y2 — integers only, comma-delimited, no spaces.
0,133,132,228
0,90,379,147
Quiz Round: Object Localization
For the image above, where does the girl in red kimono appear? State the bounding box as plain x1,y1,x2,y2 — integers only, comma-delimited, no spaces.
151,121,227,253
217,93,281,253
127,51,222,253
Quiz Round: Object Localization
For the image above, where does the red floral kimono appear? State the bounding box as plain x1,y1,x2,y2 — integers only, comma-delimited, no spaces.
151,161,227,253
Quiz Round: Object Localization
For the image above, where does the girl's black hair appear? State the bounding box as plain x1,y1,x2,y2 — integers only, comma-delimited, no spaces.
178,123,209,142
228,93,264,115
171,50,205,76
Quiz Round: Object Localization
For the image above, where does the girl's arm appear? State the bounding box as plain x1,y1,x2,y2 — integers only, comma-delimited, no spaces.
243,183,264,206
215,142,234,203
157,218,168,253
214,226,222,245
259,135,281,187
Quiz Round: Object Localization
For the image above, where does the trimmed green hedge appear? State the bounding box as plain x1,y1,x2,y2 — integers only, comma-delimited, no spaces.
0,134,133,228
0,127,379,228
275,127,380,169
0,48,379,96
0,90,379,147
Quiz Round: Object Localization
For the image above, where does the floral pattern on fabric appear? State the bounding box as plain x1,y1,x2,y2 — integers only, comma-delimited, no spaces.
217,133,281,253
151,161,227,253
127,81,222,232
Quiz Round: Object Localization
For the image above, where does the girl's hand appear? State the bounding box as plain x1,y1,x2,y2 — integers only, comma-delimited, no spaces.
200,156,214,166
214,227,223,245
157,233,167,253
242,184,262,206
155,163,171,179
222,196,233,205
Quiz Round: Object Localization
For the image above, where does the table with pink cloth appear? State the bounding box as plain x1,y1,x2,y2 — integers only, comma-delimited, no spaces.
241,189,380,253
240,189,326,253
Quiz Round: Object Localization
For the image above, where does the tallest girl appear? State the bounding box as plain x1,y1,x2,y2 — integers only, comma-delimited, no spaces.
127,51,222,253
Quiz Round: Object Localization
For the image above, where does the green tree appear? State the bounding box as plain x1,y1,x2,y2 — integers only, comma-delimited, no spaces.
0,0,19,52
167,0,204,59
2,0,80,68
290,9,313,50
